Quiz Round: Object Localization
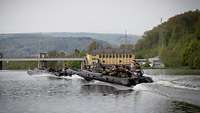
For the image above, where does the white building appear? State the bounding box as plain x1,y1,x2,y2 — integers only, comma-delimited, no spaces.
148,56,165,68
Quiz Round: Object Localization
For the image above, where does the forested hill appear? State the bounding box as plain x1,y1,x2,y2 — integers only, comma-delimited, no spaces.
135,10,200,69
0,32,140,57
41,32,141,46
0,35,109,57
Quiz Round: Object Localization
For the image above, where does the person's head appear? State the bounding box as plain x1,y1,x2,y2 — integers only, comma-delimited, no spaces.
130,60,136,67
132,60,136,63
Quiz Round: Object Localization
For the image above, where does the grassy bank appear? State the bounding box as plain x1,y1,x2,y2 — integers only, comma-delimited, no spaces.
2,61,82,70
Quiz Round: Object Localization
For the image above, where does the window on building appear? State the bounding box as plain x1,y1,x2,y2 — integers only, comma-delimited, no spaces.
102,60,105,63
99,54,101,58
126,54,128,58
113,54,115,58
102,54,105,58
110,54,112,58
129,54,132,58
119,60,122,63
105,54,108,58
119,54,122,58
123,54,125,58
116,54,118,58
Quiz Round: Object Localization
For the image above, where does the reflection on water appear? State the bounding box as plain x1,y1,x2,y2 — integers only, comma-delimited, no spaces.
0,70,200,113
81,84,133,96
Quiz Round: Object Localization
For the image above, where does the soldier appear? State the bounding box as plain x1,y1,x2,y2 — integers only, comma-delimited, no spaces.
131,60,140,70
64,64,69,70
130,60,143,77
102,66,108,75
109,65,118,76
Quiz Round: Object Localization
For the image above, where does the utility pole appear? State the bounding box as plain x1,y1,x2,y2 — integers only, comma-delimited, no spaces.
159,17,164,57
124,29,128,46
120,29,128,46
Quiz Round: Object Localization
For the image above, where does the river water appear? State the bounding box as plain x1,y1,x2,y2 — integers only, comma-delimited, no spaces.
0,69,200,113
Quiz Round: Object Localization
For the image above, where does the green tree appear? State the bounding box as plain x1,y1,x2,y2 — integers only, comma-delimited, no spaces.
134,10,200,69
87,40,100,53
182,39,200,69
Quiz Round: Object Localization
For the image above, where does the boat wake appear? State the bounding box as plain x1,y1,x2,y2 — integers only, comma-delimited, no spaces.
133,80,200,92
132,75,200,93
84,80,133,91
133,83,150,91
28,73,83,80
155,76,200,91
58,74,83,80
155,80,199,90
28,73,55,77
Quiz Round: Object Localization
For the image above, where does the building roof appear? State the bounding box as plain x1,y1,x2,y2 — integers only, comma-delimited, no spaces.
90,48,134,55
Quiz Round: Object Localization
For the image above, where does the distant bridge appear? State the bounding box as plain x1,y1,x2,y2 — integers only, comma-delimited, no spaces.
0,57,147,70
0,58,146,62
0,58,85,61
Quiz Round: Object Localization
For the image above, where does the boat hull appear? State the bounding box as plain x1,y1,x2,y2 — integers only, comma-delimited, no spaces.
66,69,153,86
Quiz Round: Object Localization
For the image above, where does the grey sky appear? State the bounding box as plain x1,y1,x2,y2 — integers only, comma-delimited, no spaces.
0,0,200,35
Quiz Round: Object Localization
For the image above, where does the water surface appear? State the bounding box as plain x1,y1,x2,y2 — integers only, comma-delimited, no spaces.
0,69,200,113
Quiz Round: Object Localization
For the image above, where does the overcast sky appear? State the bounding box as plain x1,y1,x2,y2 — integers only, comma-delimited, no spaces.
0,0,200,35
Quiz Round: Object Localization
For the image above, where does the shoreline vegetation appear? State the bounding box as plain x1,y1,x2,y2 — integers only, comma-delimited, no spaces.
134,10,200,69
2,61,82,70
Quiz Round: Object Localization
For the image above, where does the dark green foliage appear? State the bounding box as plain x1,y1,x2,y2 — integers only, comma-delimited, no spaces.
134,10,200,69
48,51,66,57
66,49,86,58
182,39,200,69
87,40,101,53
47,50,84,69
64,61,81,69
120,44,134,49
3,61,38,70
142,61,151,68
46,61,81,70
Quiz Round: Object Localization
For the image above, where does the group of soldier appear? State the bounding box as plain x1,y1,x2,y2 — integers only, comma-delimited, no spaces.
85,59,143,78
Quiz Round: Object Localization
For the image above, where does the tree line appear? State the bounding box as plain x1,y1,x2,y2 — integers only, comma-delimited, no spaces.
134,10,200,69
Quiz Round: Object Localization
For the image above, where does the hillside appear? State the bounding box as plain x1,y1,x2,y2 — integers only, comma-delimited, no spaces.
135,10,200,69
37,32,141,46
0,34,106,57
0,32,140,57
